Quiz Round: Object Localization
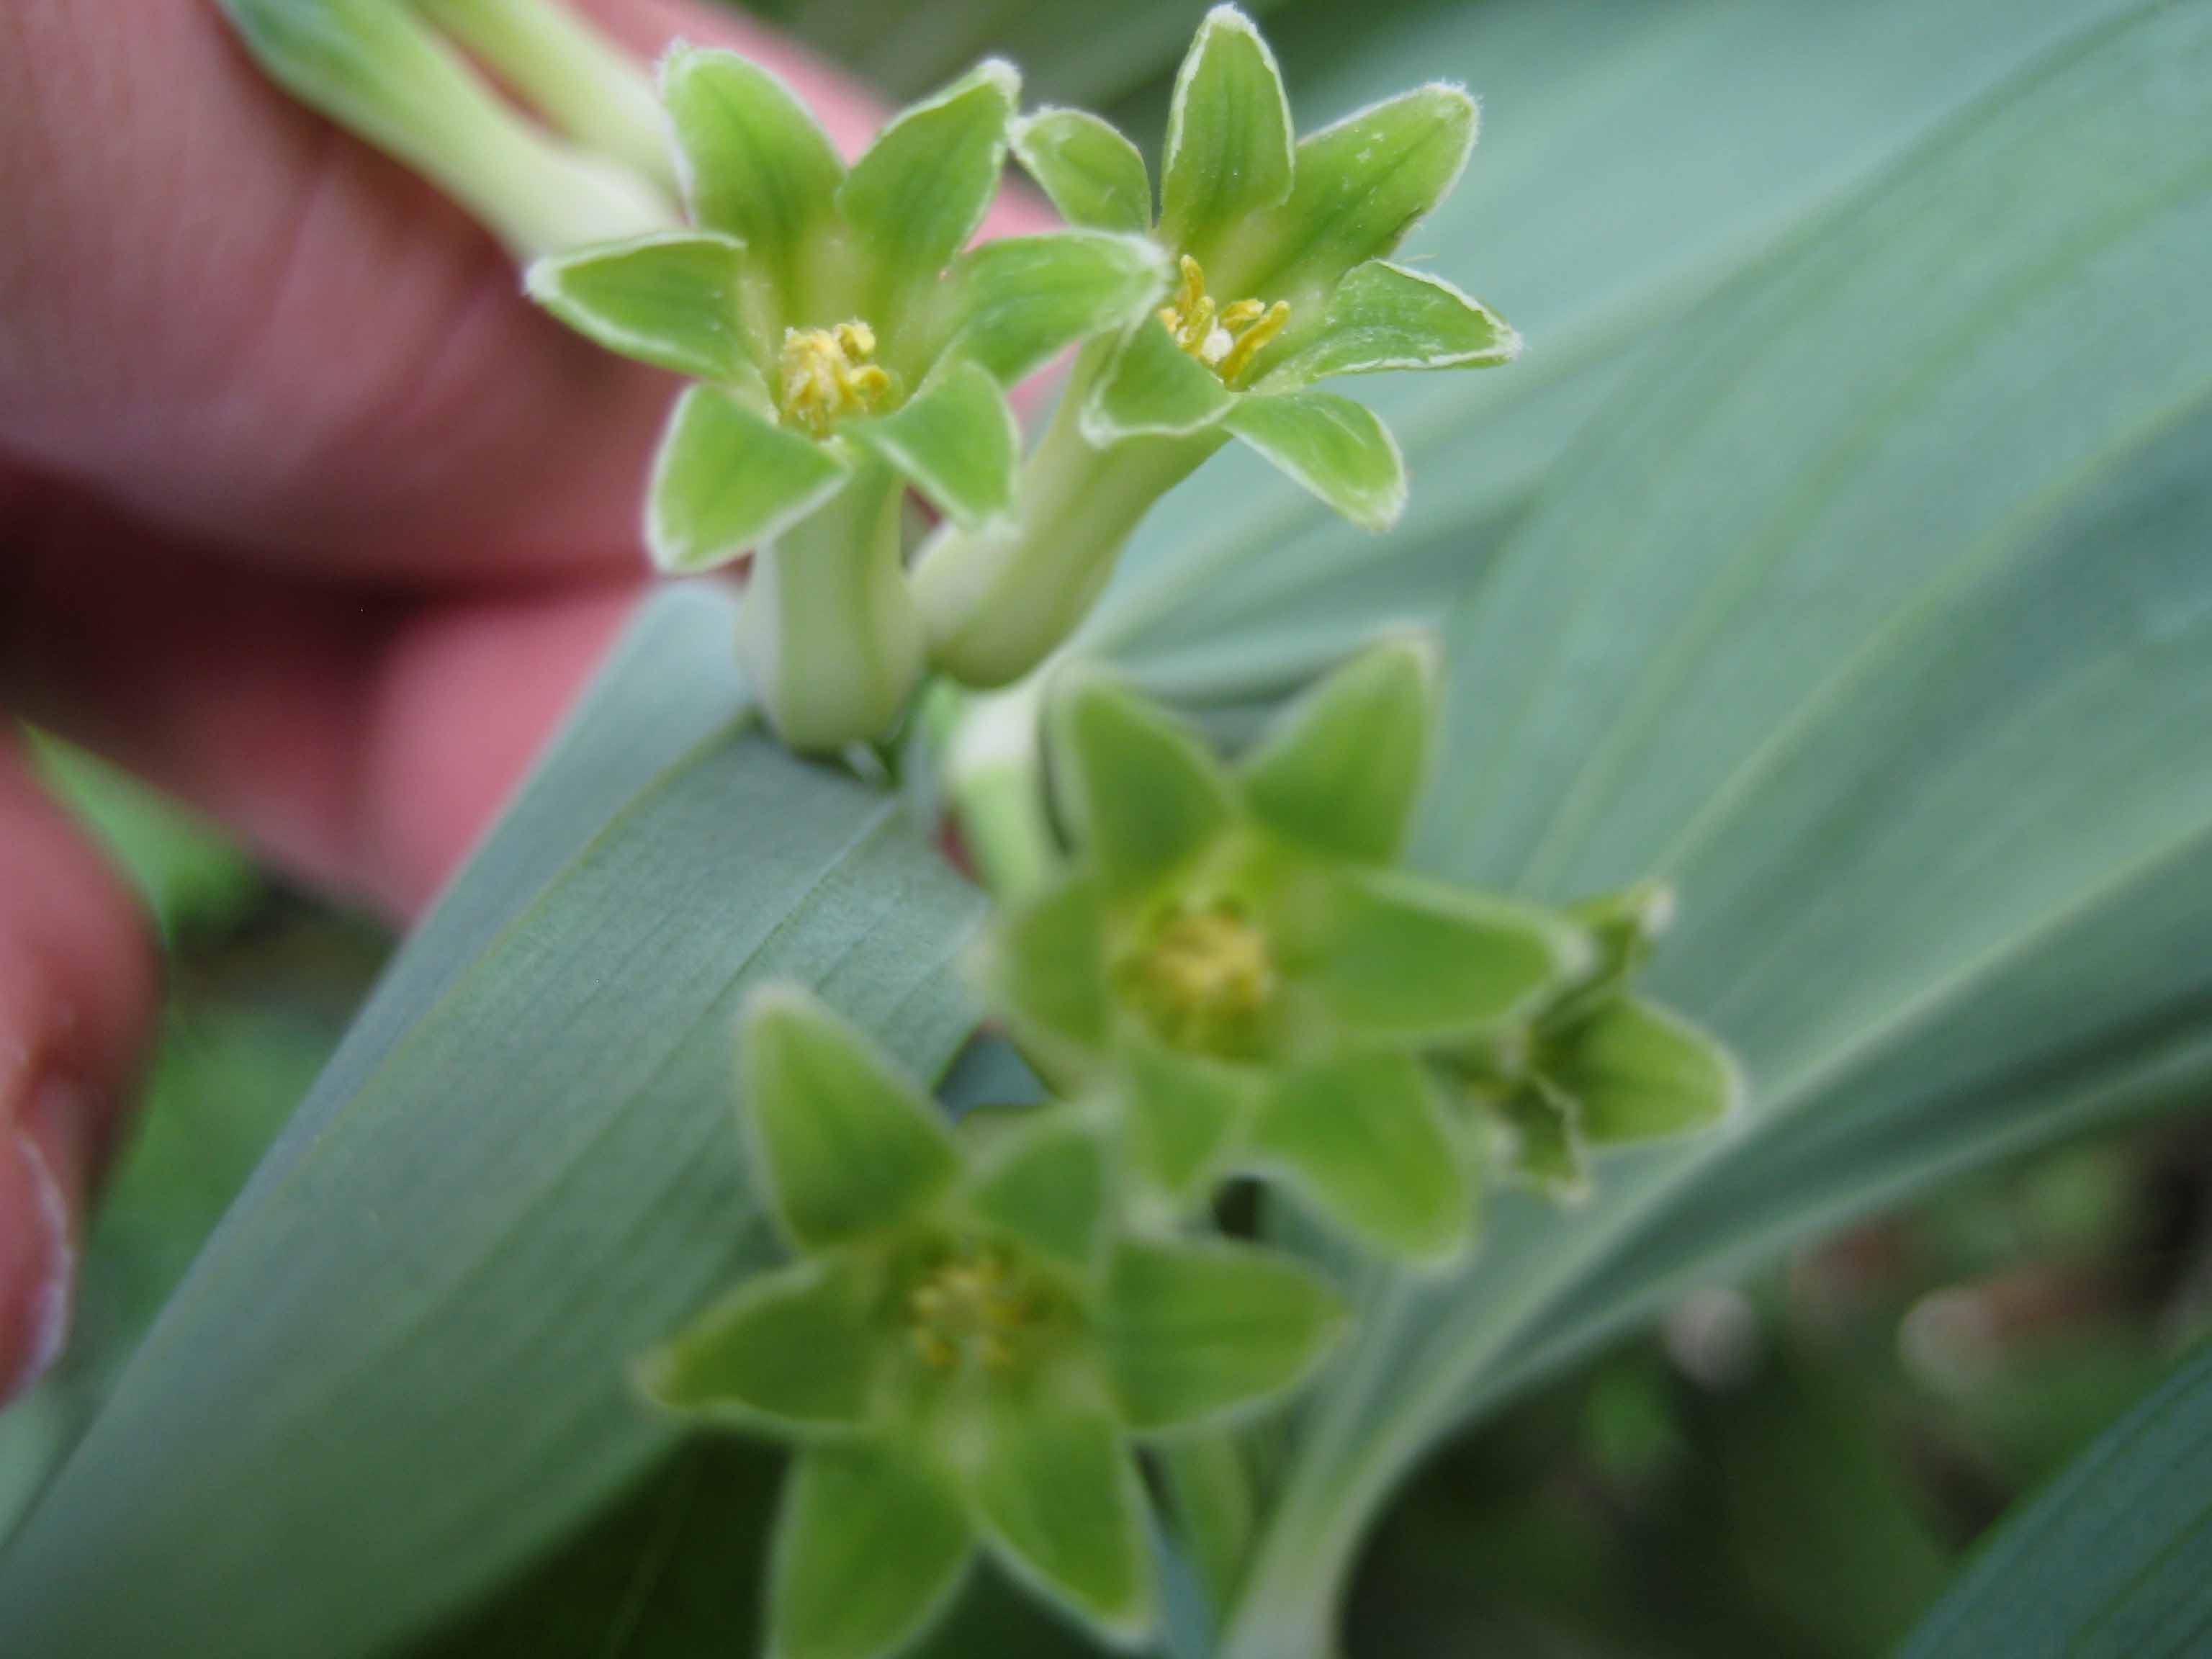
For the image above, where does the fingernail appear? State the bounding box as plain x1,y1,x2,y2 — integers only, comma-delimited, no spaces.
1,1078,85,1407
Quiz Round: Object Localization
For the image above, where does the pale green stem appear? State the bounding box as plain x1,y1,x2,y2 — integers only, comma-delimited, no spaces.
220,0,674,255
911,343,1224,689
1157,1434,1261,1626
415,0,680,197
737,462,925,755
935,678,1056,900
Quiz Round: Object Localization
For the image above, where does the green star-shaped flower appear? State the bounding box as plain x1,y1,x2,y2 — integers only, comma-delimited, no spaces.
523,48,1168,749
1453,882,1745,1201
914,4,1519,687
639,987,1344,1659
978,642,1595,1261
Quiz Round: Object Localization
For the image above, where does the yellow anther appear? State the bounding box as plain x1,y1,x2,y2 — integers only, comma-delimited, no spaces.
907,1246,1030,1373
1217,300,1290,382
1156,255,1289,385
1121,902,1278,1058
778,320,892,435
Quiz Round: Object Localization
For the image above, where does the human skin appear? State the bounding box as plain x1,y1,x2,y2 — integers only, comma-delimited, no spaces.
0,0,1045,1403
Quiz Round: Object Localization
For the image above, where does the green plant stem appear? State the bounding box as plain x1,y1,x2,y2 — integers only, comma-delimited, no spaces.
912,343,1224,688
1157,1434,1259,1624
736,461,925,753
932,678,1056,899
220,0,675,255
415,0,680,197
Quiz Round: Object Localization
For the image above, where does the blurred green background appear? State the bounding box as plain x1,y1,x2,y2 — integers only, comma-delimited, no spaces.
7,1,2209,1653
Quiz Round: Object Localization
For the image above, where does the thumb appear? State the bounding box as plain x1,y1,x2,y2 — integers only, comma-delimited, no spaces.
0,731,158,1406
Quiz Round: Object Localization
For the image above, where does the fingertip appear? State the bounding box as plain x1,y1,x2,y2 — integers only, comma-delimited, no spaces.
0,738,160,1405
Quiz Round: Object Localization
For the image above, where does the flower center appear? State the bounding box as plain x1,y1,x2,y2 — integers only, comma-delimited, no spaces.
778,320,891,435
907,1244,1030,1371
1123,901,1278,1058
1158,255,1290,385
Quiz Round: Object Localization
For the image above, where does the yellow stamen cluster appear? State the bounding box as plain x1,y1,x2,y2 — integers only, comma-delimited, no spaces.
1123,901,1278,1058
778,320,891,436
907,1246,1029,1371
1158,255,1290,385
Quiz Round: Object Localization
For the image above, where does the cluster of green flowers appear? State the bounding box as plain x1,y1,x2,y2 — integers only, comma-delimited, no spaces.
523,6,1521,750
646,643,1737,1658
222,6,1739,1651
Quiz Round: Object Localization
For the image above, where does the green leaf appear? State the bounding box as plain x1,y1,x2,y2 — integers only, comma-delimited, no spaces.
634,1256,879,1435
977,876,1113,1075
969,1404,1154,1644
1081,313,1236,441
743,985,962,1251
1238,84,1476,304
950,230,1170,386
0,588,990,1659
1547,995,1741,1145
962,1110,1107,1269
1263,260,1519,388
1102,1236,1346,1432
523,231,752,382
1220,391,1406,531
646,385,848,573
661,46,842,313
1011,108,1154,233
1213,7,2212,1650
1902,1339,2212,1659
1249,1052,1470,1260
1120,1040,1256,1202
1158,6,1295,254
846,363,1017,531
1238,637,1437,863
838,60,1020,297
773,1445,974,1659
1305,869,1588,1042
1055,678,1238,901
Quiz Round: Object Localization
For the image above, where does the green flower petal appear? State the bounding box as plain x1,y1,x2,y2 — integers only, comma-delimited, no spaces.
950,230,1169,386
1251,1052,1471,1259
645,385,848,573
970,1402,1154,1645
634,1256,880,1434
1102,1236,1346,1431
771,1444,974,1659
660,47,842,322
742,986,961,1251
1548,995,1743,1144
1080,312,1236,441
838,60,1020,307
963,1108,1107,1269
1054,678,1237,902
1011,107,1154,234
1308,869,1590,1042
1565,880,1677,993
979,876,1114,1075
1221,390,1406,531
1241,84,1477,304
1121,1039,1256,1202
1494,1074,1590,1200
1263,259,1520,388
523,231,751,382
845,361,1017,531
1238,637,1436,862
1159,5,1295,254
